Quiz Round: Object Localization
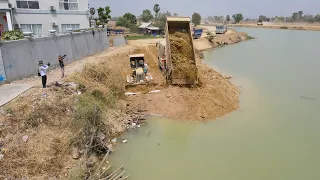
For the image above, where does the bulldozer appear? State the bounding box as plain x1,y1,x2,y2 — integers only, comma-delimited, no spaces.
126,54,147,84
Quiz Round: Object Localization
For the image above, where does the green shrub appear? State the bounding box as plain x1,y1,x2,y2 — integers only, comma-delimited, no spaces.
2,30,24,41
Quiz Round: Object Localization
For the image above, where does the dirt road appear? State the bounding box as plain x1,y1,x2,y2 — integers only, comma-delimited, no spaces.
12,46,135,87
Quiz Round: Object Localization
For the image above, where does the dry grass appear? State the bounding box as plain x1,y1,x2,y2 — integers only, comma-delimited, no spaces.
0,87,74,179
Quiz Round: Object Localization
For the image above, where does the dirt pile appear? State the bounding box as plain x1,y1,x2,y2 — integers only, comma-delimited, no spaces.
127,45,239,120
169,31,197,82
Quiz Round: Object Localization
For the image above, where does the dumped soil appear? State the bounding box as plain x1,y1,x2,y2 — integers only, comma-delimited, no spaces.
127,45,239,120
169,31,197,82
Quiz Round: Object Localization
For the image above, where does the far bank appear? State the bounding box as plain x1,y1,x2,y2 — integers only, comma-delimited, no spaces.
228,23,320,31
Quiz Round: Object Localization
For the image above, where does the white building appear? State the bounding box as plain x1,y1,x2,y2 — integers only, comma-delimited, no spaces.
0,0,89,37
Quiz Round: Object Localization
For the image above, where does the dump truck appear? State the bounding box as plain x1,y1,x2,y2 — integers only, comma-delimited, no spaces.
160,16,198,85
215,25,227,34
192,28,203,39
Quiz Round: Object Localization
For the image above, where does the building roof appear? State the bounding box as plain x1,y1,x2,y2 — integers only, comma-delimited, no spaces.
147,27,159,30
139,22,152,28
107,21,116,28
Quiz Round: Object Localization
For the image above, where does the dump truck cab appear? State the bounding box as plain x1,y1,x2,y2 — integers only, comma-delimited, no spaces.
192,28,203,39
215,25,225,34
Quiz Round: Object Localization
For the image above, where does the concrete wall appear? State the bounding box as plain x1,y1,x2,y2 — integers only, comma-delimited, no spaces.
0,49,6,83
0,29,108,82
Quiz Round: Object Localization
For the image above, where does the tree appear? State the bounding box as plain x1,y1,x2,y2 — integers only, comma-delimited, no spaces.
154,12,166,29
226,15,230,22
110,17,118,21
292,12,298,20
315,14,320,22
232,13,243,23
140,9,153,22
123,13,137,24
207,16,214,22
298,11,303,19
258,15,267,22
116,17,130,27
153,4,160,18
173,13,178,16
303,14,314,23
97,6,111,27
192,13,201,26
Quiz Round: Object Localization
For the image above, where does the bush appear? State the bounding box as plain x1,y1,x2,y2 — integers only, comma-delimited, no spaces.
247,36,256,40
2,30,24,41
280,26,288,29
71,95,109,153
206,31,214,43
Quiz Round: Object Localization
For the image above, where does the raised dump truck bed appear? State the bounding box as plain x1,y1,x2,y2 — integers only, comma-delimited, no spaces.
165,16,198,85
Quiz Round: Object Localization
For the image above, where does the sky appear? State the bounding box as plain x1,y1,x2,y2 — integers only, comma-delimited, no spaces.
88,0,320,18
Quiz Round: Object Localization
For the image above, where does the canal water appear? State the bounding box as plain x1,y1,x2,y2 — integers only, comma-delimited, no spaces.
109,28,320,179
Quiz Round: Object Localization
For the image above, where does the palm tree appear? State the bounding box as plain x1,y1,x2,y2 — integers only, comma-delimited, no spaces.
153,4,160,18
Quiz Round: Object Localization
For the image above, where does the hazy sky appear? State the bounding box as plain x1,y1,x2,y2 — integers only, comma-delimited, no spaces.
88,0,320,18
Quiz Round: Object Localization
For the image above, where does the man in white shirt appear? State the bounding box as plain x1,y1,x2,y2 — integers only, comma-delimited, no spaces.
38,61,50,88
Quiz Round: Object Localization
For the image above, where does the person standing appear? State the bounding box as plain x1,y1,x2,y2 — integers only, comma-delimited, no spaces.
143,62,148,76
39,61,50,88
58,55,66,78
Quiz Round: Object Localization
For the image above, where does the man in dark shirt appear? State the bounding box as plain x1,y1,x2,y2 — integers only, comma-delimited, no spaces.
58,55,66,78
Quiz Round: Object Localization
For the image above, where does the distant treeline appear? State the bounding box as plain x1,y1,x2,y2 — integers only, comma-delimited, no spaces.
205,11,320,23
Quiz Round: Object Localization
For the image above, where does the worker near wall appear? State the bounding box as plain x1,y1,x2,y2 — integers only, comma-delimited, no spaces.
38,61,50,88
58,55,67,78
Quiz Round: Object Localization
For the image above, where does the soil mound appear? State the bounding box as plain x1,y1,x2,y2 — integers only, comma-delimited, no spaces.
169,31,197,81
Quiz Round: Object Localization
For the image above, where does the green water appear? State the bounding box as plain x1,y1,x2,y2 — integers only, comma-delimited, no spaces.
110,28,320,179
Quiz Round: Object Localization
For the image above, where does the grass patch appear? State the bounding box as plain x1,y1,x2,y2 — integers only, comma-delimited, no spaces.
127,35,160,40
280,26,288,29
